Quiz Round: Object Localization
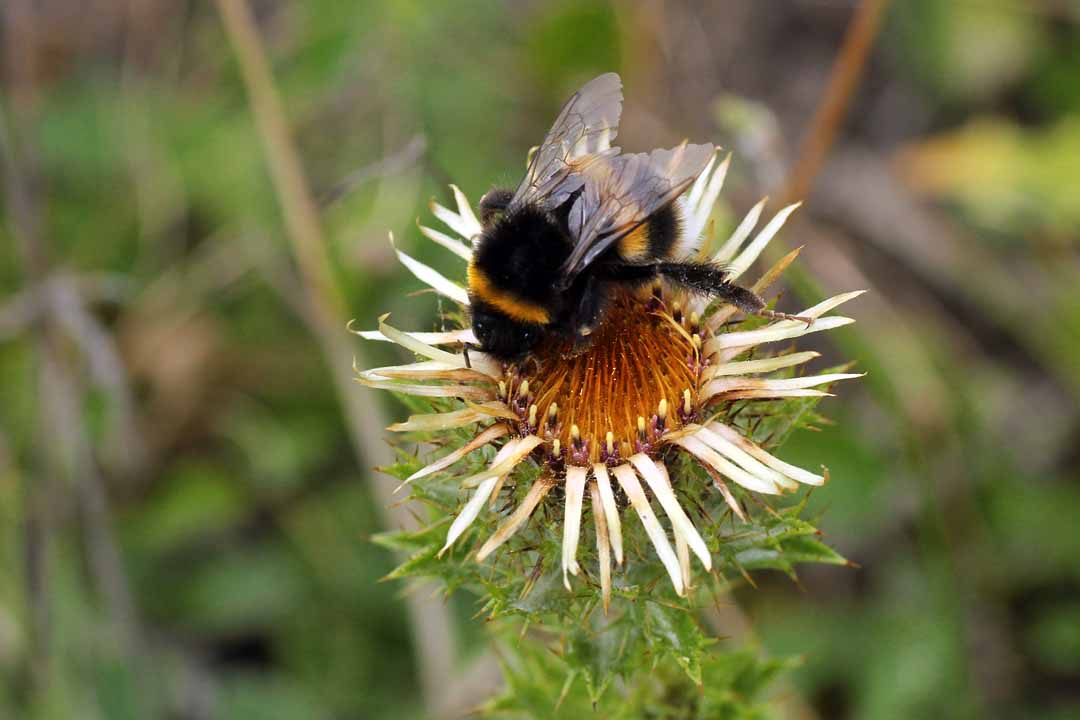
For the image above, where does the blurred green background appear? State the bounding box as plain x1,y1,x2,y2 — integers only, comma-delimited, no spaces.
2,1,1079,718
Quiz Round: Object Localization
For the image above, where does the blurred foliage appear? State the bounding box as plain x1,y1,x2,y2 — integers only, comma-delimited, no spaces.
894,0,1048,103
898,117,1080,241
1,0,1078,719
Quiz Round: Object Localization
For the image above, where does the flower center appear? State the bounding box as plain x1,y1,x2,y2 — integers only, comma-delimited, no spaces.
517,289,701,465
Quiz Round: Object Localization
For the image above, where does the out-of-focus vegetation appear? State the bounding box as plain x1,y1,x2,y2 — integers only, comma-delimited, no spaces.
1,1,1078,719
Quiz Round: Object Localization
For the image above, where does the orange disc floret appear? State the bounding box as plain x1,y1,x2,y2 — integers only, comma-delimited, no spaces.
524,289,700,464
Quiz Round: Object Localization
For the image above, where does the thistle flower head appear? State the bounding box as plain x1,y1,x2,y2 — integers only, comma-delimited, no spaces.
356,155,861,610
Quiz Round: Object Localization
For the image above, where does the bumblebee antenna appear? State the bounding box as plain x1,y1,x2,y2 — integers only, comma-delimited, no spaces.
462,342,476,369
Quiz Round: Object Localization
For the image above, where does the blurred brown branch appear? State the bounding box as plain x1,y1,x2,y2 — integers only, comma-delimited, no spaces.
1,4,53,699
212,0,458,712
1,8,147,711
782,0,891,205
320,133,427,207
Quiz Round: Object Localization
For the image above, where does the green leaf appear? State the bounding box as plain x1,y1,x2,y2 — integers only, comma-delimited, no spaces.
565,611,640,703
642,601,713,686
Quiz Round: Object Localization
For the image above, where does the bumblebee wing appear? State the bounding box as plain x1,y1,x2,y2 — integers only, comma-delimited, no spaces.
559,142,715,286
510,72,624,211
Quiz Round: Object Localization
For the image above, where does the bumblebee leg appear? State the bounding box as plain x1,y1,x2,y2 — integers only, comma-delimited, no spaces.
462,342,476,369
595,262,658,286
754,308,815,327
567,274,611,349
478,188,514,227
652,261,813,326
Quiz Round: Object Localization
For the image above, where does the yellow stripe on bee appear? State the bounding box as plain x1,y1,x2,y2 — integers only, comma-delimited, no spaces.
618,223,650,260
467,263,551,324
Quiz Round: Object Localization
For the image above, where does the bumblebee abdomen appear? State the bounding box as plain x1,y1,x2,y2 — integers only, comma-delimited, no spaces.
616,203,681,262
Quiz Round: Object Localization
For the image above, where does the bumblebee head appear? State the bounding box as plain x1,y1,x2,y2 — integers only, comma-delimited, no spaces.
470,301,543,362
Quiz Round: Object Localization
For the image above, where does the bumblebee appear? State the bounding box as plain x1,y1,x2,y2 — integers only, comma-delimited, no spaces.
467,73,800,363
